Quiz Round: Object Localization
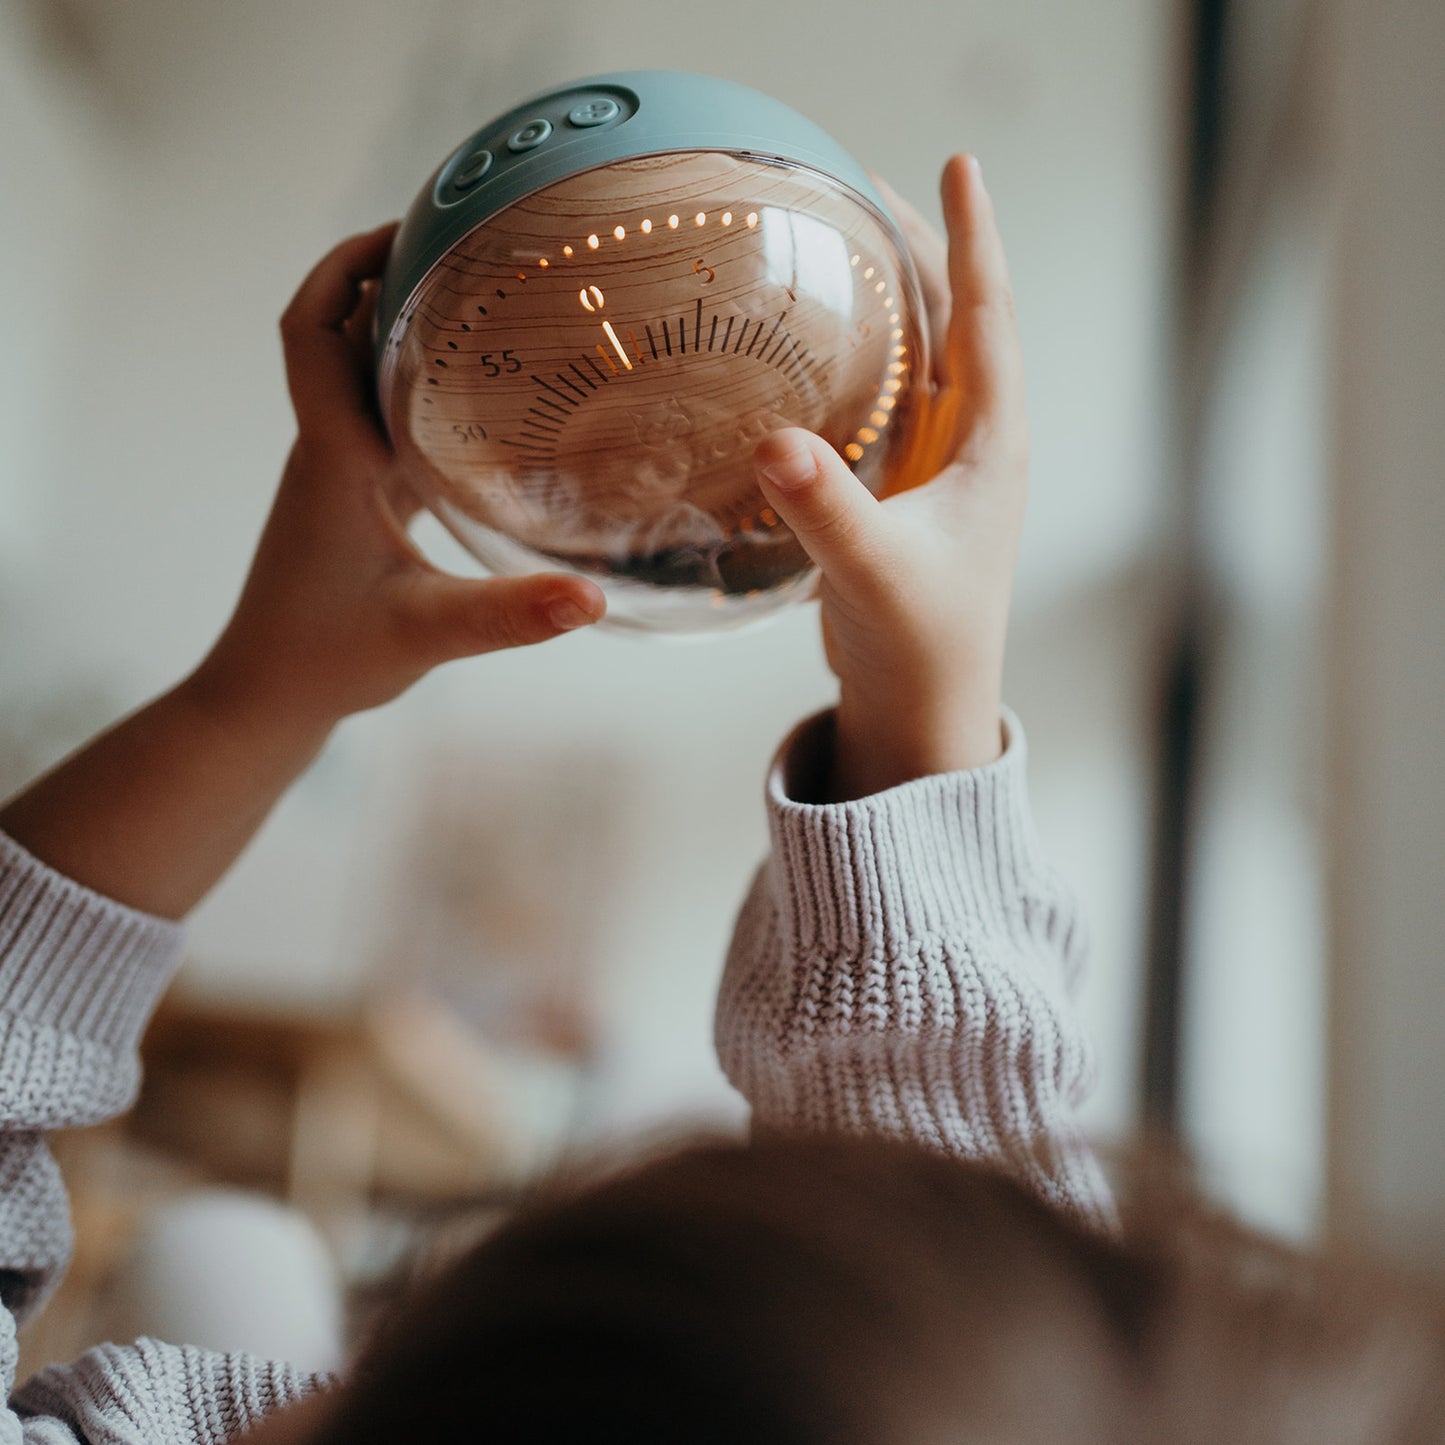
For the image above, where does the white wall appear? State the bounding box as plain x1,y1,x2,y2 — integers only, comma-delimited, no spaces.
0,0,1174,1141
1324,0,1445,1270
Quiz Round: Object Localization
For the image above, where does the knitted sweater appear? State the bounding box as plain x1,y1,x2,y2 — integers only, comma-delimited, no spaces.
0,709,1105,1443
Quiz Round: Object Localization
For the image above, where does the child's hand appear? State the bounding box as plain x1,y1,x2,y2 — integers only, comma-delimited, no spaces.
192,224,606,733
752,157,1027,800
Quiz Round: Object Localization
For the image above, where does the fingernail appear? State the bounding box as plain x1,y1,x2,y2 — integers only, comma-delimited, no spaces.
757,439,817,491
548,599,596,631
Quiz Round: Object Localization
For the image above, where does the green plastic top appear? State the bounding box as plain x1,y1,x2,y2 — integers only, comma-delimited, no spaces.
374,69,895,367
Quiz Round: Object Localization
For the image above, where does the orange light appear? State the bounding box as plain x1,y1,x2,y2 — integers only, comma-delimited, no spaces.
614,225,625,240
721,211,733,225
579,285,604,313
844,442,865,461
745,212,758,227
884,378,903,393
641,218,653,233
891,345,907,357
695,211,706,226
587,234,599,249
890,328,903,339
760,508,778,527
563,245,574,257
668,214,680,229
870,411,888,427
878,394,896,410
539,258,549,267
858,427,879,443
888,361,907,375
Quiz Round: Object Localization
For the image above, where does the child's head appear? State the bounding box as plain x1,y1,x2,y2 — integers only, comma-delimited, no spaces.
259,1137,1445,1443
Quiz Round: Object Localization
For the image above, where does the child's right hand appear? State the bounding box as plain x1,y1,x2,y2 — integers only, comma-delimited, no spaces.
751,156,1029,801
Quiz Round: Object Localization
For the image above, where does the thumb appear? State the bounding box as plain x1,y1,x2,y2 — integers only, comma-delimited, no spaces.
393,571,606,662
753,429,891,591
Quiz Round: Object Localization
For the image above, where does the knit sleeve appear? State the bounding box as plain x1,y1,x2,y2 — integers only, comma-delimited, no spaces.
714,709,1114,1224
0,830,185,1320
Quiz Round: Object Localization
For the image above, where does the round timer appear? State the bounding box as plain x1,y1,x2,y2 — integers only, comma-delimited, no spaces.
375,71,928,633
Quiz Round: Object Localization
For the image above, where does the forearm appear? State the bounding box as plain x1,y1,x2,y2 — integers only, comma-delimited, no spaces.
0,670,332,920
717,708,1113,1225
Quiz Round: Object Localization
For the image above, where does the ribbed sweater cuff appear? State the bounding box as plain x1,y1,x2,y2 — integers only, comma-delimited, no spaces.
765,706,1046,957
0,830,184,1056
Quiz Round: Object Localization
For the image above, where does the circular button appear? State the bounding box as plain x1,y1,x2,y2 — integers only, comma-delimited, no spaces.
567,97,621,128
507,118,553,153
451,148,493,190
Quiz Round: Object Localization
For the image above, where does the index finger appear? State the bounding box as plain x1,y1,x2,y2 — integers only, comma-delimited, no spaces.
279,222,398,438
941,156,1027,443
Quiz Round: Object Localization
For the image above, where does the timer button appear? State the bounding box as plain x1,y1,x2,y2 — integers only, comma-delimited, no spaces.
567,97,621,128
451,148,493,190
507,118,553,153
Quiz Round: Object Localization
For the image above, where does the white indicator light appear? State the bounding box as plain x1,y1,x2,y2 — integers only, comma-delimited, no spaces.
601,320,633,370
864,266,875,279
745,212,758,227
668,214,680,228
587,233,600,249
695,211,707,226
851,254,860,266
614,225,626,240
563,245,574,256
721,211,733,225
579,284,605,312
641,218,653,233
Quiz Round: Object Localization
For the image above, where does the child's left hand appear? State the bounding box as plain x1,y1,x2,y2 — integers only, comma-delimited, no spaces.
192,224,607,734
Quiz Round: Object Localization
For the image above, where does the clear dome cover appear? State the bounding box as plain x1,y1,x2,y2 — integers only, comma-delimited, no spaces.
378,152,928,632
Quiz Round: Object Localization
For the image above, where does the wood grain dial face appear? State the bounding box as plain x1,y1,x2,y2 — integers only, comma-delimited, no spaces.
379,152,927,629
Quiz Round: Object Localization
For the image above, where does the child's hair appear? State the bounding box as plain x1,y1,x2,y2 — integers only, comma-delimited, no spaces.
314,1136,1445,1443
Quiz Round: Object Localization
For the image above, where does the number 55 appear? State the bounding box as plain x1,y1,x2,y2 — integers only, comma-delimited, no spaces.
479,349,523,377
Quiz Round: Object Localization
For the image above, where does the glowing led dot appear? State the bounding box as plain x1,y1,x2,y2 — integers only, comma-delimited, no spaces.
668,214,680,229
889,312,901,323
888,361,908,375
858,426,879,443
563,245,574,256
739,516,754,532
851,254,861,267
587,234,599,249
874,281,887,293
890,328,904,340
870,411,889,427
891,345,907,357
641,218,653,233
883,297,894,307
745,212,758,227
721,211,733,225
760,508,779,527
884,378,903,393
844,442,865,461
864,266,875,279
695,211,706,226
878,394,896,410
614,225,626,240
538,258,549,267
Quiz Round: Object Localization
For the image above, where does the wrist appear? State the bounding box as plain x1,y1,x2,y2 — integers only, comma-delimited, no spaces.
828,685,1004,802
179,655,337,771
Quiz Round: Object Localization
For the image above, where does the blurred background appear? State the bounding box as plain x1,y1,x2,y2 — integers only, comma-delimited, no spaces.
0,0,1440,1371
